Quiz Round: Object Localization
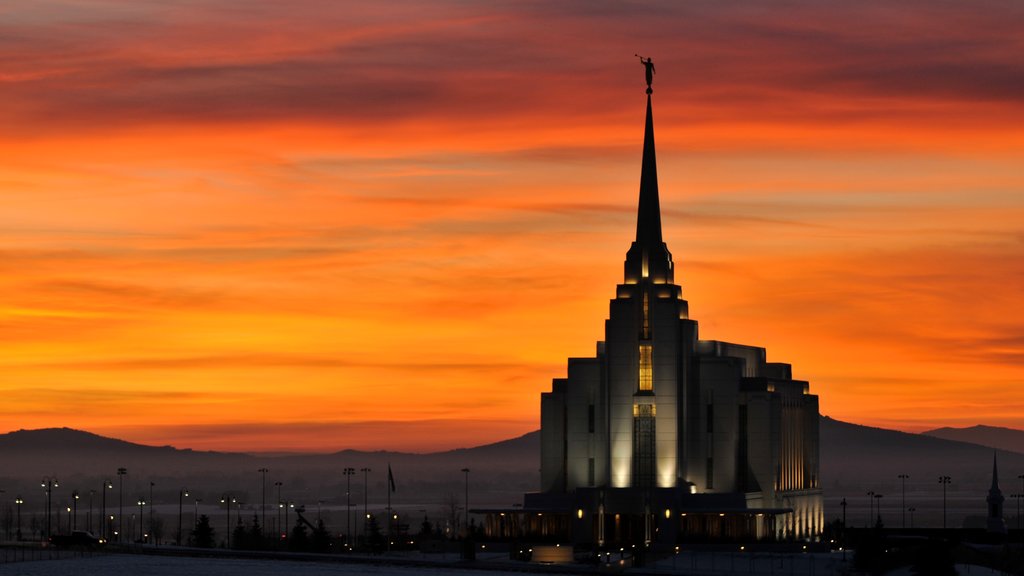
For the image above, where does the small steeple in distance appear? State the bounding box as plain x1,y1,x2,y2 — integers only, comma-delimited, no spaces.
987,450,1007,534
624,58,673,285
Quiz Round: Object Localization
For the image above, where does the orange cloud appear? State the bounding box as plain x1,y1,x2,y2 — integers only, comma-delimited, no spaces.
1,1,1022,451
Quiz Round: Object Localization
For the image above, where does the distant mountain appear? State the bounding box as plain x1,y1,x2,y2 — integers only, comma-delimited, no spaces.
921,425,1024,455
0,427,539,509
1,421,1016,519
820,416,1023,486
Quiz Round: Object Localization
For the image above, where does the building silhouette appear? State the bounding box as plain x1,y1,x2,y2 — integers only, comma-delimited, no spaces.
986,452,1006,534
515,89,823,546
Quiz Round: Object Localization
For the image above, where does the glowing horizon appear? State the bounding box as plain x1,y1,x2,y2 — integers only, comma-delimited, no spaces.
2,1,1022,452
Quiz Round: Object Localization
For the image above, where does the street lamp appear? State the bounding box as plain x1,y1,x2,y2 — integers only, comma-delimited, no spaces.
280,500,294,536
41,476,58,539
361,467,371,544
897,474,909,529
117,467,127,542
72,490,80,531
344,468,355,548
149,481,155,542
461,468,470,538
177,488,189,546
15,496,24,541
137,498,147,542
88,489,95,534
908,507,916,528
274,481,283,538
258,468,268,538
1011,494,1023,531
866,491,875,527
101,479,113,542
938,476,952,529
221,495,236,548
873,493,883,527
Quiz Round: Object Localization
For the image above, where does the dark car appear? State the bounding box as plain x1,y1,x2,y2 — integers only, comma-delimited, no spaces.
49,530,101,548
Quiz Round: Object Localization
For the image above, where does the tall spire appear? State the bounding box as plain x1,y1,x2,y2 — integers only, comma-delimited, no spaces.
624,91,673,285
990,450,1001,492
636,93,663,247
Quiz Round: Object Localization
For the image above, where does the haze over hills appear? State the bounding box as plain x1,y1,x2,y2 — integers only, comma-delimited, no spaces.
2,419,1020,528
922,424,1024,455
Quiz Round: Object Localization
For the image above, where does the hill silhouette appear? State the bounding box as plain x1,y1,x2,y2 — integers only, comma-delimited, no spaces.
1,420,1016,527
921,424,1024,455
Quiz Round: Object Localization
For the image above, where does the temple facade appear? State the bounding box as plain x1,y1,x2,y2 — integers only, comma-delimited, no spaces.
524,90,823,546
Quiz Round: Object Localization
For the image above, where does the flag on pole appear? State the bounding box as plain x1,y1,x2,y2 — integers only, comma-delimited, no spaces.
388,464,396,493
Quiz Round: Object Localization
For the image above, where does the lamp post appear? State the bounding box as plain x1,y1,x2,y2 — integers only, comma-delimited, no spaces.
274,481,283,539
866,491,874,527
117,467,127,542
344,467,355,548
461,468,470,538
41,476,58,539
280,501,293,536
88,489,95,533
149,481,155,542
71,490,80,530
361,467,371,544
177,488,189,546
14,496,23,541
221,495,236,548
258,468,268,536
897,474,909,529
908,507,916,528
101,479,112,542
873,493,883,527
193,497,203,545
137,498,147,542
1019,475,1024,533
938,476,951,529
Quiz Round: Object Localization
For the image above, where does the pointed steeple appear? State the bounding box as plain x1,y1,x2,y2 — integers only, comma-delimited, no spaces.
990,450,1001,492
987,450,1006,533
636,94,663,247
624,93,674,285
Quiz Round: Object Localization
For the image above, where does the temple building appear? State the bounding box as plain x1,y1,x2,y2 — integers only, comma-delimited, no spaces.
508,86,823,547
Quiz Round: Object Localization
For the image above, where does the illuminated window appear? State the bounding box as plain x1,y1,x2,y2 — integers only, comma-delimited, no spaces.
639,345,653,391
633,403,656,488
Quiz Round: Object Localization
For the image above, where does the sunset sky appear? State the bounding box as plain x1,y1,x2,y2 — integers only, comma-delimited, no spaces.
2,1,1022,453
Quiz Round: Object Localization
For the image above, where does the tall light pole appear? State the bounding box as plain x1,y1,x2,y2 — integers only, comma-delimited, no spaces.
72,490,79,530
194,497,203,542
258,468,268,537
866,490,874,527
149,481,155,541
137,498,147,542
15,496,23,541
274,481,283,539
344,468,355,548
177,488,189,546
897,474,909,529
221,495,236,548
908,507,916,528
461,468,470,538
361,467,371,545
41,476,58,539
117,468,127,542
88,489,95,533
873,493,883,527
101,480,113,542
939,476,952,529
